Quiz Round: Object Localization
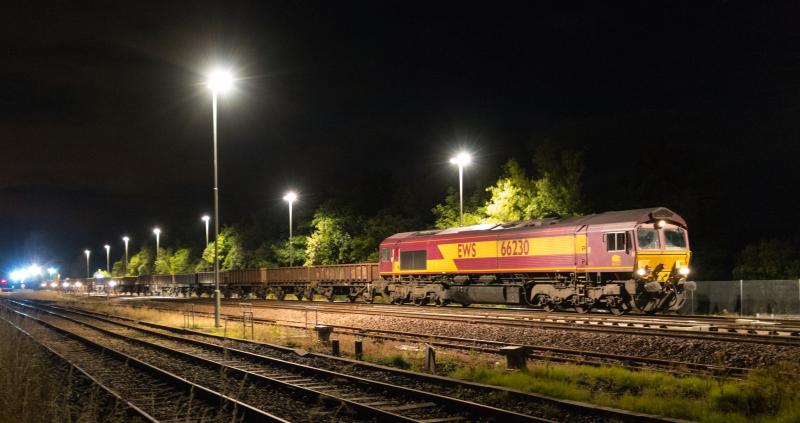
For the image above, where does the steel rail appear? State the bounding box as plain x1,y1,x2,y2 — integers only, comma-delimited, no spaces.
17,299,690,423
0,313,159,423
80,299,749,378
117,297,800,346
15,300,549,423
2,304,288,423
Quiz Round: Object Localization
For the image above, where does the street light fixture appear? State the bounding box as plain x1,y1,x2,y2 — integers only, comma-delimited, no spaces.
153,228,161,270
104,244,110,273
206,66,235,328
449,152,472,226
84,250,91,278
201,215,210,246
283,191,298,266
122,236,130,275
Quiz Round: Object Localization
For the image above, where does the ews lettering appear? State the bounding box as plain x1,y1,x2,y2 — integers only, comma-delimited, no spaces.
457,243,477,258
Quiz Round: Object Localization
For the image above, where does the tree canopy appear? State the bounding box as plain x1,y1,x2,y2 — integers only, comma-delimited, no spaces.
433,146,585,229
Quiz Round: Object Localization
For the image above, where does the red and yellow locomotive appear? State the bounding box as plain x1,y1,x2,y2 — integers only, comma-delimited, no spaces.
378,207,694,314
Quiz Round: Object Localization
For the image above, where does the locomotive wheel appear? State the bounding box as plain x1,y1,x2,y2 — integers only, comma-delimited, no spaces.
609,306,624,315
574,304,591,314
542,303,555,312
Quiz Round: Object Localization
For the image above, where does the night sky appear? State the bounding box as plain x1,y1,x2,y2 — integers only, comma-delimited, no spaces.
2,2,799,279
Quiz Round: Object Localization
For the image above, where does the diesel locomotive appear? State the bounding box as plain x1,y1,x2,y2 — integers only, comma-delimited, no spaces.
378,207,694,314
69,207,693,314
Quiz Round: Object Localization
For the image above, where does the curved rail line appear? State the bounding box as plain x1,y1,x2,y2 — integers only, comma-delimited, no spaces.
1,305,285,422
0,314,160,422
119,297,800,346
76,299,749,378
8,299,687,423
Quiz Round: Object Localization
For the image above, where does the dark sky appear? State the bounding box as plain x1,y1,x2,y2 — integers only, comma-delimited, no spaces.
2,2,799,279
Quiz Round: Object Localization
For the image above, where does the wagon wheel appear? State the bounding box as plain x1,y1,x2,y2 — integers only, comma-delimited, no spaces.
609,306,624,315
574,304,591,314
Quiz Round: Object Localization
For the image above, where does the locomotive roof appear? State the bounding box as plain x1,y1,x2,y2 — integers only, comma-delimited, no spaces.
384,207,686,240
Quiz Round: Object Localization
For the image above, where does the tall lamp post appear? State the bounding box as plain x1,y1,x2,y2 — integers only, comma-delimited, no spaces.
283,191,297,266
84,250,91,278
104,244,110,273
122,236,130,275
449,152,472,226
207,67,234,328
201,215,211,246
153,228,161,272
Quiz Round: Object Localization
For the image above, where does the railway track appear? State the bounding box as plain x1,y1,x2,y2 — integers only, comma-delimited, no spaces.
0,314,159,422
0,307,281,422
124,297,800,346
82,298,750,378
4,298,685,423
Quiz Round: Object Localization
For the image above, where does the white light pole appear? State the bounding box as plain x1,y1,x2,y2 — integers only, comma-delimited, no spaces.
449,152,472,226
122,236,130,275
153,228,161,272
207,67,234,328
283,191,298,266
104,244,110,273
201,215,210,246
84,249,91,278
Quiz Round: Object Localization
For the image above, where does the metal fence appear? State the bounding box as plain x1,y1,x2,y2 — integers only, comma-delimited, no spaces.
680,280,800,317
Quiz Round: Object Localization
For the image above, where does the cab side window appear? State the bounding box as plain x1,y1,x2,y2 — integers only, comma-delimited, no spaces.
380,248,391,261
605,232,626,252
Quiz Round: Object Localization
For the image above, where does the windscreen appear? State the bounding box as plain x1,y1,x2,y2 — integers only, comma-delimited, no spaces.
636,228,660,249
663,228,687,249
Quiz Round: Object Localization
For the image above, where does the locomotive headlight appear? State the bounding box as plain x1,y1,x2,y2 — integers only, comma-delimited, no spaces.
62,282,70,288
636,268,647,276
108,280,117,288
678,267,690,276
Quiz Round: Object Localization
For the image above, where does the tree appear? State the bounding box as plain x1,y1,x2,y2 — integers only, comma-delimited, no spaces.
127,247,152,276
483,159,537,223
529,143,585,217
154,248,170,274
432,187,486,229
197,227,247,271
271,236,308,267
305,206,354,265
432,147,586,228
350,211,416,262
732,240,800,280
111,260,126,277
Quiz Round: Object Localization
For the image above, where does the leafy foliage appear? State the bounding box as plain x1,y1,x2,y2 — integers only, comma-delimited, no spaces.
304,205,354,265
432,186,486,229
271,236,308,267
127,247,152,276
433,146,586,229
197,227,247,271
732,240,800,279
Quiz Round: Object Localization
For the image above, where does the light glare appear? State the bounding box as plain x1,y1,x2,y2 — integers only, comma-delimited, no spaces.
207,69,234,93
283,191,298,203
449,152,472,167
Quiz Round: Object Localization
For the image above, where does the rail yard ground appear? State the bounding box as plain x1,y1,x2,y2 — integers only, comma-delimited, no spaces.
3,291,800,422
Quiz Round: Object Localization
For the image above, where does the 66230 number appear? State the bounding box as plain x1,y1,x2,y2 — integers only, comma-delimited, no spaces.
500,239,530,256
